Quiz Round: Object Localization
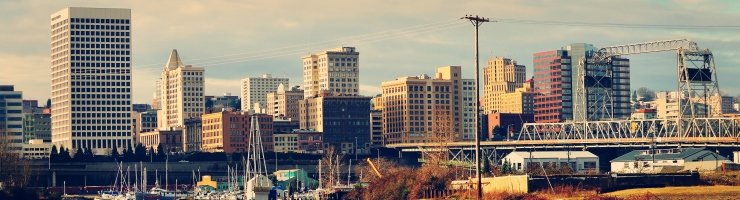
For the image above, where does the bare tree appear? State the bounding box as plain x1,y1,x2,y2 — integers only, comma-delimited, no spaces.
318,146,344,189
0,135,31,188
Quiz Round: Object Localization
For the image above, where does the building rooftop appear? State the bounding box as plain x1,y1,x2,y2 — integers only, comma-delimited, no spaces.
505,151,597,159
610,148,728,162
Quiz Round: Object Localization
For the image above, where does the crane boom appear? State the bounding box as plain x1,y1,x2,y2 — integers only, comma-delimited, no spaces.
366,158,383,178
593,39,702,61
574,38,721,122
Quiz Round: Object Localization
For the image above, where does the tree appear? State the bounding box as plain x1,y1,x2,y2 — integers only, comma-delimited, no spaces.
111,145,120,160
156,144,165,161
481,156,491,175
636,87,656,101
123,145,134,162
73,146,84,162
632,90,638,102
84,147,94,162
45,99,51,108
59,147,72,162
148,146,155,160
49,145,58,163
501,160,512,175
135,143,147,162
492,125,507,140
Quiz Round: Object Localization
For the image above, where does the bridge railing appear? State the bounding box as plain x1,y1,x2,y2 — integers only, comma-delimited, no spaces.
517,118,740,141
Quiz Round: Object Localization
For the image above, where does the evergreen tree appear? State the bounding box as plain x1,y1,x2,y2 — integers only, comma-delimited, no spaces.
501,160,512,174
84,147,95,162
50,145,59,163
60,147,72,162
482,156,491,175
156,144,165,161
135,143,147,161
74,146,84,162
123,146,134,162
111,145,120,161
45,99,51,108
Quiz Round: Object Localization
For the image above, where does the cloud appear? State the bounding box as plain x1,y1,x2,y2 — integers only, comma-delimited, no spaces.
0,53,50,101
2,0,740,104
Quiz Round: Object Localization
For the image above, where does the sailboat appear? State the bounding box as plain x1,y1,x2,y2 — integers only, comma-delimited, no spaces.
243,115,274,200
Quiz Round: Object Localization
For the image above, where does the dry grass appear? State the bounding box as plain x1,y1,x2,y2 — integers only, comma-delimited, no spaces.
603,185,740,200
700,171,740,186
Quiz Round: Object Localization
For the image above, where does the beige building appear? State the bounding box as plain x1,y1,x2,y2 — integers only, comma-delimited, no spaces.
156,49,205,130
483,57,526,114
654,91,707,119
50,7,133,154
302,47,359,98
240,74,289,113
381,66,472,144
266,84,303,120
138,130,183,153
371,95,383,111
498,80,535,114
22,139,52,159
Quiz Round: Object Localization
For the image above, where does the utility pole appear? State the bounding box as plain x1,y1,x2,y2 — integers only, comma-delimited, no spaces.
462,14,492,200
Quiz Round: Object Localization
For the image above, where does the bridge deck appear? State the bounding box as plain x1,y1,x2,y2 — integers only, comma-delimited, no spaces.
387,137,740,151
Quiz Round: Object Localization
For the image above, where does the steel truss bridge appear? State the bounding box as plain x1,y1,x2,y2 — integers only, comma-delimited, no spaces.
385,39,740,164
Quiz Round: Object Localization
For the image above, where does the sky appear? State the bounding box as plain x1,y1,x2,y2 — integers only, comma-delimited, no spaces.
2,0,740,104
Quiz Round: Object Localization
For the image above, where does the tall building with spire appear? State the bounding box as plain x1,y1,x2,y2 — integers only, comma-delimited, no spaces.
50,7,133,154
302,47,359,98
156,49,205,130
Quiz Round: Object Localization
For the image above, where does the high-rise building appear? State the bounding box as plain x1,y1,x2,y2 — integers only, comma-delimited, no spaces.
302,47,360,98
461,79,478,141
369,110,383,147
156,49,205,130
533,50,572,123
22,100,52,143
499,79,535,114
483,57,526,113
0,85,24,152
533,44,630,123
266,84,303,120
50,7,133,154
381,66,472,144
240,74,289,113
299,95,371,154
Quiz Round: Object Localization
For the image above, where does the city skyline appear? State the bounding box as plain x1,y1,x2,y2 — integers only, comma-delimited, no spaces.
2,0,740,104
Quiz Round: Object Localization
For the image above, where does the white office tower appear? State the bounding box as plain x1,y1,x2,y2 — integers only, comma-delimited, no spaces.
156,49,205,130
302,47,360,98
240,74,288,113
50,7,132,154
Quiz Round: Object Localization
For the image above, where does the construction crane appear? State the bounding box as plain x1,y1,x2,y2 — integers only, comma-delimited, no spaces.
574,39,720,121
366,158,383,178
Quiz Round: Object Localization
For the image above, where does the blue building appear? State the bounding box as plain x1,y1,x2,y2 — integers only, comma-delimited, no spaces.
299,95,371,154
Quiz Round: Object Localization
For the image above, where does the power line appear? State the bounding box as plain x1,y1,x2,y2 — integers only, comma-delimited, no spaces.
497,18,740,29
135,19,463,70
134,17,740,71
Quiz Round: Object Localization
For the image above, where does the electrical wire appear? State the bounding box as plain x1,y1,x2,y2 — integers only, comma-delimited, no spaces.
496,18,740,29
134,17,740,71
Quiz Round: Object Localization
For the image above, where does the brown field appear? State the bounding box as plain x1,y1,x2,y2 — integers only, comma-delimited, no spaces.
603,185,740,200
